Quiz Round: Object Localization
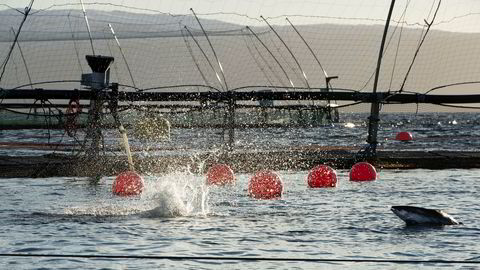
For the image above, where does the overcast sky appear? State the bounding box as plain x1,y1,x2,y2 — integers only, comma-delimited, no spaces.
2,0,480,32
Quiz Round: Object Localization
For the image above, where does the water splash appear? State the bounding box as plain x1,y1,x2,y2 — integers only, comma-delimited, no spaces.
142,172,210,218
61,170,210,219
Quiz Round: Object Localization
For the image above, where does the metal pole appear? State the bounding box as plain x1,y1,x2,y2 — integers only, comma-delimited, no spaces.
190,8,234,150
246,26,295,88
365,0,396,155
108,24,136,89
183,26,224,91
261,16,310,89
285,18,329,80
79,0,96,55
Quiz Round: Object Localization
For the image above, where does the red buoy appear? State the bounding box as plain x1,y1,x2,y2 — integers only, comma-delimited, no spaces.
113,171,144,196
307,165,337,188
248,170,283,199
206,164,235,185
395,131,413,141
349,162,377,182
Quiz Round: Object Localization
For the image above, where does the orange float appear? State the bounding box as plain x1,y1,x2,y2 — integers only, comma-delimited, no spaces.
206,164,235,185
395,131,413,141
349,162,377,182
307,165,337,188
248,170,283,199
112,171,144,196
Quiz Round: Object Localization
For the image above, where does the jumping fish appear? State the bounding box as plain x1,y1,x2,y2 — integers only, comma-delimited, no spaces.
391,205,461,226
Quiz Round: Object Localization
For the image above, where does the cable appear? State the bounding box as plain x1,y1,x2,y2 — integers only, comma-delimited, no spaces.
399,0,442,92
245,26,295,88
424,81,480,95
181,26,225,92
434,103,480,110
67,11,84,74
358,0,411,92
181,28,210,87
9,80,81,90
388,0,410,91
242,33,278,88
0,0,34,84
190,8,229,91
261,16,310,89
139,84,220,92
0,253,478,265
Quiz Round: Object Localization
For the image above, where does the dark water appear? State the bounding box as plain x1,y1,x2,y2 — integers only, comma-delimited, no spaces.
0,112,479,269
1,112,479,156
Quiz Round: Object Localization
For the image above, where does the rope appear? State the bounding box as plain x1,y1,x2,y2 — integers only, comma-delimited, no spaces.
0,253,478,265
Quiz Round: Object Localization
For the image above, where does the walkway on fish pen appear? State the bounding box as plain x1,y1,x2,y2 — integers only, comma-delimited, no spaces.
1,146,479,178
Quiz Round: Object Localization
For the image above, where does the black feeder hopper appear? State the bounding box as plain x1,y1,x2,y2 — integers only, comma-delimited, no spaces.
86,55,114,73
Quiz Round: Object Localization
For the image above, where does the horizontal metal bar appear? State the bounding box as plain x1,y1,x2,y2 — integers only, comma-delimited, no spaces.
1,89,480,104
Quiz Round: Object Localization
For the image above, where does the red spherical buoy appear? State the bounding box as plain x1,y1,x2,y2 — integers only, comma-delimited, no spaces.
349,162,377,182
395,131,413,141
113,171,144,196
248,170,283,199
206,164,235,185
307,165,337,188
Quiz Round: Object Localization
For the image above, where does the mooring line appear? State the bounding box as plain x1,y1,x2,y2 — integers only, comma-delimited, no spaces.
0,253,478,264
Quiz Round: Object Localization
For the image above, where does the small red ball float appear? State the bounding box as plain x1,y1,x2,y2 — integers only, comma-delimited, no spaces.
349,162,377,182
307,165,337,188
248,170,283,199
206,164,235,186
395,131,413,141
112,171,145,196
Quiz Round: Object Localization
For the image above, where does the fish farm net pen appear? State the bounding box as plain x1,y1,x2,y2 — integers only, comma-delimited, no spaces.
1,0,480,177
0,253,479,265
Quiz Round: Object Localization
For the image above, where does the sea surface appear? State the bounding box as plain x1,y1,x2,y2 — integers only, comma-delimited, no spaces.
0,112,479,269
1,112,479,156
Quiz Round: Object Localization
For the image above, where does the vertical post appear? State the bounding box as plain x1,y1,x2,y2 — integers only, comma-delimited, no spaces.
85,55,114,158
227,93,235,150
366,0,396,155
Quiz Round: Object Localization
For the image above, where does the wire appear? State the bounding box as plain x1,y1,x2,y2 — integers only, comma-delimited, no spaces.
0,0,34,84
245,26,294,88
358,3,409,92
399,0,442,92
181,28,210,87
434,103,480,110
138,84,220,92
9,80,81,90
191,8,229,91
181,26,225,92
0,253,478,265
424,81,480,94
242,32,278,88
